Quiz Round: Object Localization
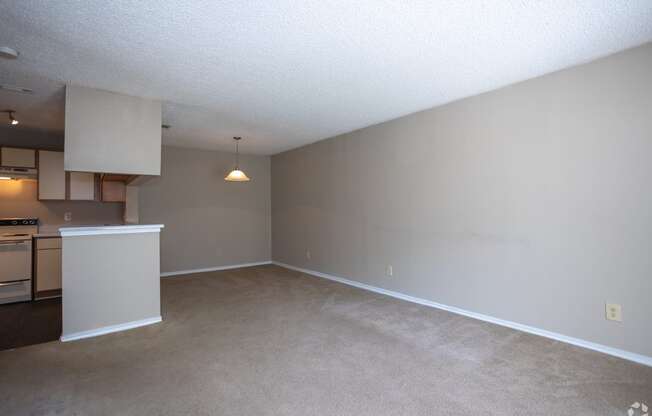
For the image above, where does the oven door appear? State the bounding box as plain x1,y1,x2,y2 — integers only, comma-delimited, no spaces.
0,239,32,283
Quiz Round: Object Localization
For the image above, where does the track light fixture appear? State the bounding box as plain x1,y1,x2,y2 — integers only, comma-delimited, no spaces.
0,46,19,60
2,110,19,125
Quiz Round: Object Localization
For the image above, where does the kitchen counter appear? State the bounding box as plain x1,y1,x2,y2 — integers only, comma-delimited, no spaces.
59,224,163,237
34,223,148,238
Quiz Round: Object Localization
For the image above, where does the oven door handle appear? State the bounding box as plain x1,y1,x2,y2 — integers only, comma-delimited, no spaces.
0,240,29,246
0,280,28,287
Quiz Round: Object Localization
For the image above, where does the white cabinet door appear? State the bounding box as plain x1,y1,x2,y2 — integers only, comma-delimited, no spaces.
36,248,62,291
1,147,36,168
38,151,66,200
69,172,96,200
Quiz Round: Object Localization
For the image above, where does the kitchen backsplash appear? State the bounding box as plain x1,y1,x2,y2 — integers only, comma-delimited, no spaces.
0,179,123,226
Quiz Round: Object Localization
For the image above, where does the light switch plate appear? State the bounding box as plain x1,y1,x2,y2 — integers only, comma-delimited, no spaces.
605,303,622,322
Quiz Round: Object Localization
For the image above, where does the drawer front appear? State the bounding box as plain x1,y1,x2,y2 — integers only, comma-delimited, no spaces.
36,237,62,250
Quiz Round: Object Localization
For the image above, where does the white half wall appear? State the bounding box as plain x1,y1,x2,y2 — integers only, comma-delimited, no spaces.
61,228,162,340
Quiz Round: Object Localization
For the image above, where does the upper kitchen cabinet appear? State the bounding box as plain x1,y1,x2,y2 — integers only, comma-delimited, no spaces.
64,85,161,176
0,147,36,168
38,150,98,201
68,172,97,200
38,150,66,200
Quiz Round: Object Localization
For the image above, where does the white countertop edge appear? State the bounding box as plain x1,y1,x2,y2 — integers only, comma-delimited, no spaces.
59,224,164,237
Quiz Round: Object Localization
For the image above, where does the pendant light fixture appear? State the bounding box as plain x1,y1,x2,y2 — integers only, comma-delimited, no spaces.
224,137,250,182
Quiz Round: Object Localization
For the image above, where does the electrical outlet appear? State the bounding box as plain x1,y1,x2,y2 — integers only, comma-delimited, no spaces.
306,250,311,260
64,212,72,222
605,303,622,322
386,265,393,277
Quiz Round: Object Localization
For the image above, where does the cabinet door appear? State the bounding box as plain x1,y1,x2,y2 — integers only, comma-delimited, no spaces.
1,147,36,168
68,172,96,200
36,248,62,291
38,151,66,200
101,180,126,202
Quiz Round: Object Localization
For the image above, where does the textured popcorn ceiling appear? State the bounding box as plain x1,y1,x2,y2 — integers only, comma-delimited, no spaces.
1,0,651,155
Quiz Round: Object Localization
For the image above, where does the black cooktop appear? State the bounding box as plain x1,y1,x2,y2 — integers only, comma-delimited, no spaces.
0,218,38,226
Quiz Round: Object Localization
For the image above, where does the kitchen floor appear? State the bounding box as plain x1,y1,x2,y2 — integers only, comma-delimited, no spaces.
0,298,61,351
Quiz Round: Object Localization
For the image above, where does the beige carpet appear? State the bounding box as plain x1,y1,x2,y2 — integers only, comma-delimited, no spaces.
1,265,650,415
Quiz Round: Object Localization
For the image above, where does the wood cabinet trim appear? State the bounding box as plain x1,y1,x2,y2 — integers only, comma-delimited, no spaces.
34,289,62,300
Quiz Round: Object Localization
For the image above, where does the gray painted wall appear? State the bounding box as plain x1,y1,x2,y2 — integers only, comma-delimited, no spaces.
272,44,652,357
139,146,271,274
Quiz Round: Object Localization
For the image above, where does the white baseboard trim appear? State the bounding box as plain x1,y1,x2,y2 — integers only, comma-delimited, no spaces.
273,261,652,367
160,261,272,277
60,316,162,342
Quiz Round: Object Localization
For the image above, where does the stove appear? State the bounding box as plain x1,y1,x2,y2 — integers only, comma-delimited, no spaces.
0,218,38,304
0,218,38,226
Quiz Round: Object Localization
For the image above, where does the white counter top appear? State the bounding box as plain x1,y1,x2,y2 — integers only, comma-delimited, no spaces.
59,224,164,237
35,223,128,238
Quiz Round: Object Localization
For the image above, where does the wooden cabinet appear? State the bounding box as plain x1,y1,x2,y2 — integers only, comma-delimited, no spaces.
100,174,132,202
38,151,66,200
101,180,126,202
12,146,143,204
68,172,96,200
34,237,62,299
0,147,36,168
37,150,99,201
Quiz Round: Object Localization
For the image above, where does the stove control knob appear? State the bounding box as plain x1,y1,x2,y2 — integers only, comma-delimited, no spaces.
22,220,28,224
11,220,18,225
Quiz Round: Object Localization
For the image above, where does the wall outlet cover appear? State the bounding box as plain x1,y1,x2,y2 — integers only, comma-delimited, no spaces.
64,212,72,222
605,303,622,322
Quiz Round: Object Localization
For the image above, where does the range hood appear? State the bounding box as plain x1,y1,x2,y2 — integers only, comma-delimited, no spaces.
0,166,37,180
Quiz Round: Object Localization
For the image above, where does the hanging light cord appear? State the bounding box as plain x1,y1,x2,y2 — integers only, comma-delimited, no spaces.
235,139,239,168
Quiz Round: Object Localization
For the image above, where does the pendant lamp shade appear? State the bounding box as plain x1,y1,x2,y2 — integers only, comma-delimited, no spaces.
225,169,250,181
225,137,251,182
